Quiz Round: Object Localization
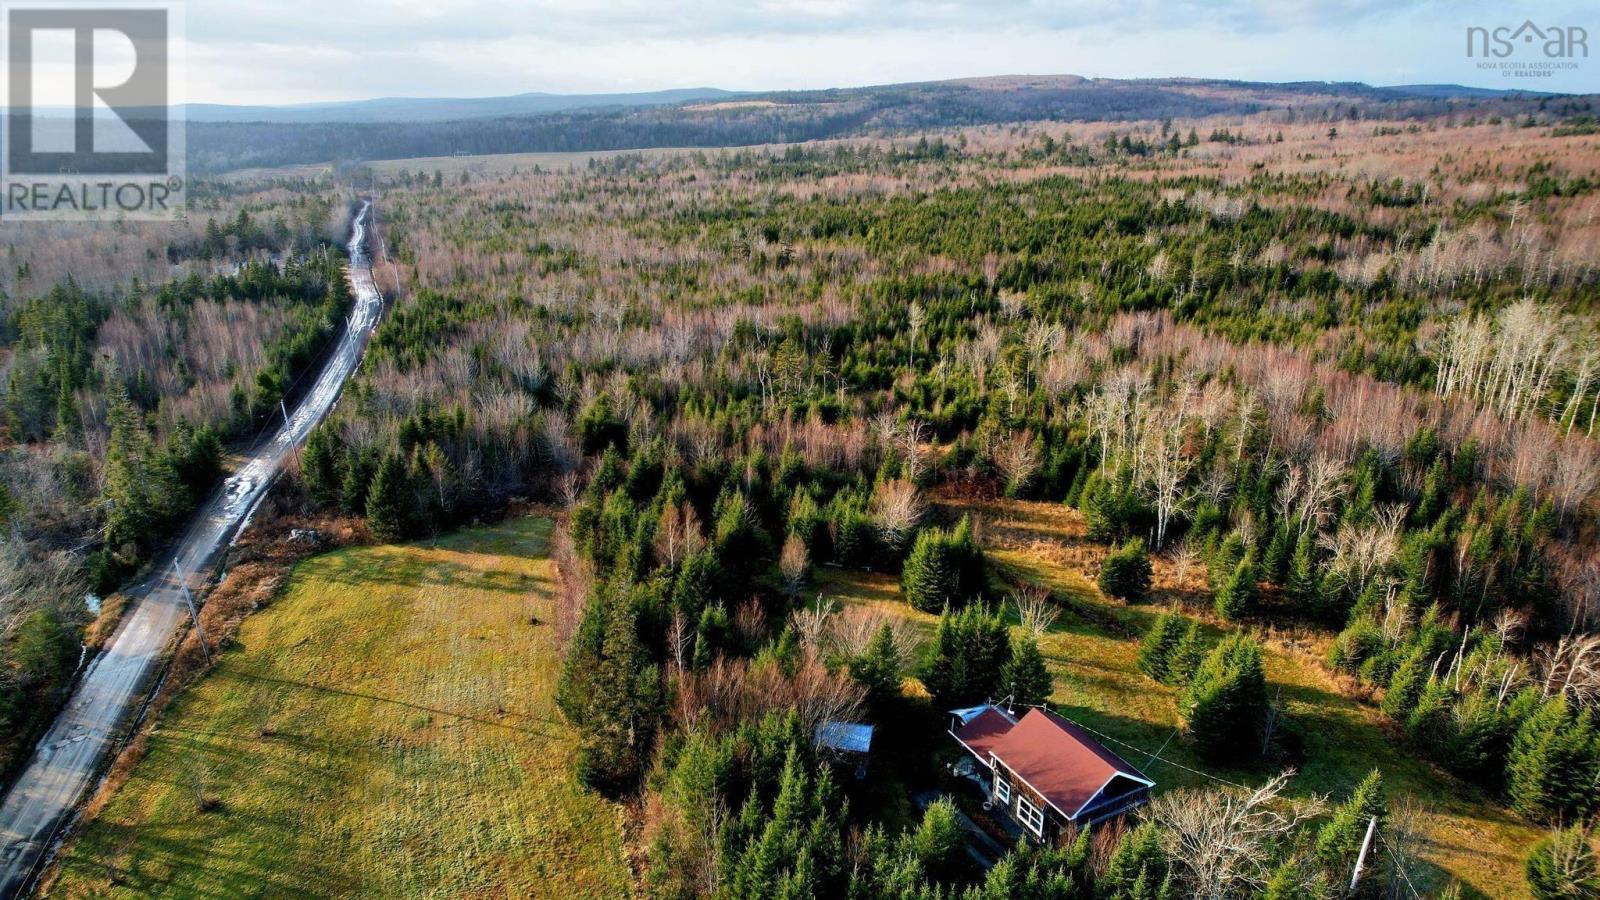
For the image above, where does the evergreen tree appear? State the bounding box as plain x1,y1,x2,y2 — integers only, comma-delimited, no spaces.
1099,538,1153,601
922,604,1011,708
103,391,182,552
999,636,1053,707
1137,611,1187,682
906,798,969,886
1285,530,1322,615
1444,686,1519,784
1212,558,1259,621
365,451,413,541
901,518,984,612
1525,825,1600,900
338,448,377,516
1100,821,1167,900
301,424,344,507
671,548,721,620
575,598,663,794
53,383,78,443
1381,644,1431,721
724,744,846,898
849,623,905,715
1406,676,1456,750
1260,522,1294,585
1507,697,1600,824
11,610,78,692
1165,621,1206,686
1314,769,1387,868
577,391,628,455
1183,633,1269,762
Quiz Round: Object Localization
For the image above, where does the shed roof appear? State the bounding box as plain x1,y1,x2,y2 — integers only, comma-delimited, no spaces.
815,721,875,754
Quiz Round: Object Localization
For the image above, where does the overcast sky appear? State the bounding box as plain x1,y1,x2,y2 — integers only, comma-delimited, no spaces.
175,0,1598,104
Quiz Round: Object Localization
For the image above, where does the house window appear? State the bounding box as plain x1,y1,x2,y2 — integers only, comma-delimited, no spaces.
1016,795,1045,835
994,776,1011,805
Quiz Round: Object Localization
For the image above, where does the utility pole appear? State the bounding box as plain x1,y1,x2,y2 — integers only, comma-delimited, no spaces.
280,398,291,427
173,561,212,665
1349,815,1378,894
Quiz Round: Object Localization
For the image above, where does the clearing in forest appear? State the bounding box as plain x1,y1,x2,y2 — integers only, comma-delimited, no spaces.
50,517,632,899
817,496,1539,900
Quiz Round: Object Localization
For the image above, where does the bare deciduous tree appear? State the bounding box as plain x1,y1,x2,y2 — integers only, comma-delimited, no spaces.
871,478,925,550
830,605,922,662
779,534,810,597
790,597,836,657
1143,418,1197,549
667,608,692,674
1320,504,1406,597
1010,586,1060,640
654,502,705,569
992,429,1041,496
1149,771,1325,900
1537,634,1600,708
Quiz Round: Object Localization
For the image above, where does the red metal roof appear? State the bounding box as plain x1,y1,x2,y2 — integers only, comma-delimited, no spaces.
952,707,1151,819
951,706,1016,759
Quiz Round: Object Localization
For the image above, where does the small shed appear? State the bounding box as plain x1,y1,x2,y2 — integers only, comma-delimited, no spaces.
814,721,875,778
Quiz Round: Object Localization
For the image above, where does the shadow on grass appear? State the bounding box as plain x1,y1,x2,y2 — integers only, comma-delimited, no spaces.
287,552,542,597
221,669,567,740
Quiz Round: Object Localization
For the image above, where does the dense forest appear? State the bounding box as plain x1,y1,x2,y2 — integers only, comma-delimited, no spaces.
7,94,1600,897
258,110,1600,896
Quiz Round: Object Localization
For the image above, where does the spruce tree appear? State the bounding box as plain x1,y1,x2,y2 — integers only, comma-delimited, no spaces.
1525,825,1600,900
1286,530,1322,615
1099,538,1153,601
301,424,344,508
338,449,376,516
999,636,1053,707
902,526,956,613
1183,633,1269,762
848,623,904,714
365,451,412,541
1213,558,1259,621
1406,676,1456,750
1137,611,1187,682
922,604,1011,708
902,519,984,612
1507,697,1600,824
1165,621,1206,686
1314,769,1387,868
103,391,182,551
1101,821,1167,900
575,598,663,794
1381,643,1431,721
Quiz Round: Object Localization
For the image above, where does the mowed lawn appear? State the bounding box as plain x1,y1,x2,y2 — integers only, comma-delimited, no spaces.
52,517,632,899
819,497,1539,900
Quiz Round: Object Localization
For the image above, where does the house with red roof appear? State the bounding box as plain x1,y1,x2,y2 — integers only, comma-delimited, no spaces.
949,704,1154,842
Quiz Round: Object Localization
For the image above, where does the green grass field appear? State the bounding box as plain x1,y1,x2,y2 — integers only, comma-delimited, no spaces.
52,517,632,899
819,497,1539,900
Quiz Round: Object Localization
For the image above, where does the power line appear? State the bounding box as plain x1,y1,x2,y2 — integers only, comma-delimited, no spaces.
1023,703,1254,791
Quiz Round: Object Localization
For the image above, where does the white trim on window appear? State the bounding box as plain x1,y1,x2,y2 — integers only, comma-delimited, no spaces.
994,776,1012,804
1016,794,1045,835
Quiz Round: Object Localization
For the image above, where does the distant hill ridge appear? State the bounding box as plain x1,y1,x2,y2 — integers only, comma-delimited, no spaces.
180,75,1561,125
177,74,1587,172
